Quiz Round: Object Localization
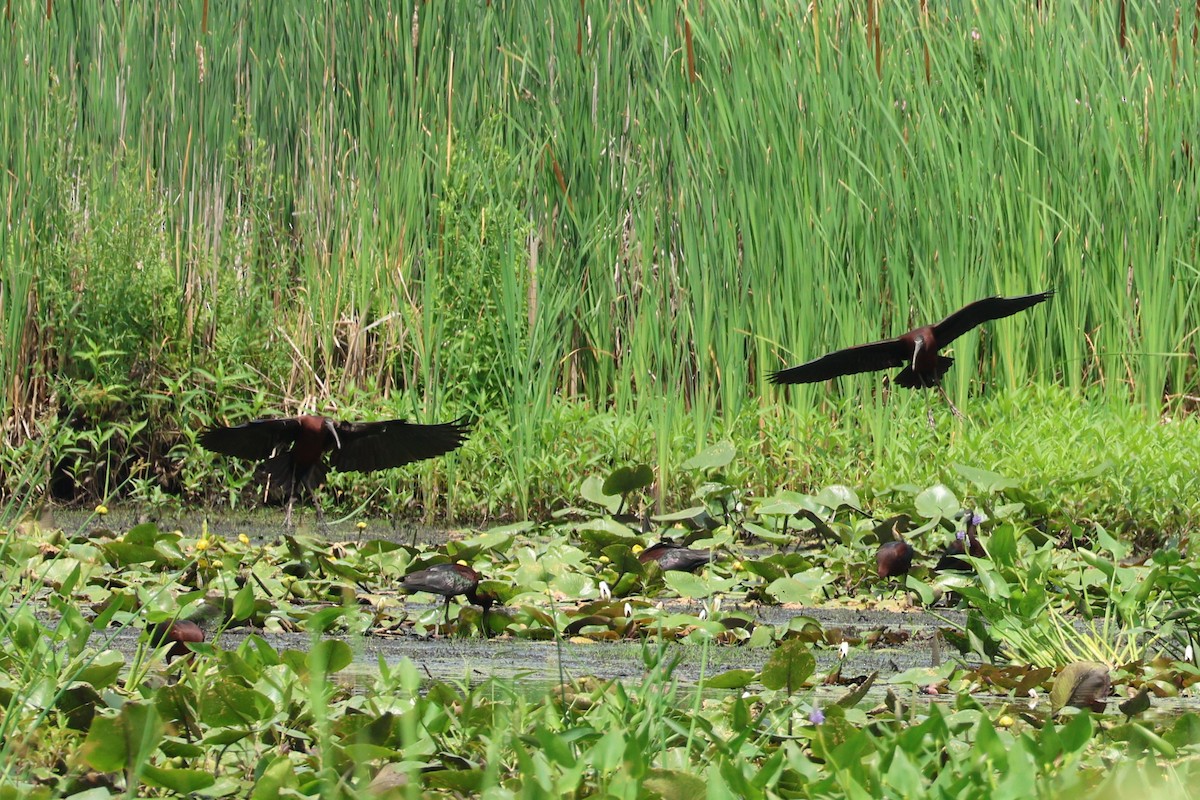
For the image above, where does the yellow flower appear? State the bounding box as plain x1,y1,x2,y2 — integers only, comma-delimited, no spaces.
631,544,644,555
210,559,224,569
356,521,367,531
238,534,250,545
95,504,108,516
195,539,210,552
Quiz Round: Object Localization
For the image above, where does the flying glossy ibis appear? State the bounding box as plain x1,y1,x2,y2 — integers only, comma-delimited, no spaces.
199,415,471,525
399,562,495,628
638,541,715,573
769,291,1054,418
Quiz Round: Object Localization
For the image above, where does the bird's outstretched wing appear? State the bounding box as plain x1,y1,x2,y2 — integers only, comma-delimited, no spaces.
329,416,472,473
932,291,1054,347
768,338,910,385
199,418,301,460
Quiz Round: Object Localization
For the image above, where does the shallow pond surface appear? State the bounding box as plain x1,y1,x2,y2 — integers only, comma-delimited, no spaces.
58,506,1200,716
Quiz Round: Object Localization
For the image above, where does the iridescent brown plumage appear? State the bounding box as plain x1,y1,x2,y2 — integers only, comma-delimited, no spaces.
400,562,494,625
200,414,471,524
149,620,204,662
769,292,1054,399
935,510,987,572
638,541,714,573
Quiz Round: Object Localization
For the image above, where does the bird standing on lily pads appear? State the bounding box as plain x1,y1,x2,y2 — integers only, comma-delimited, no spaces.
399,562,496,631
637,540,715,573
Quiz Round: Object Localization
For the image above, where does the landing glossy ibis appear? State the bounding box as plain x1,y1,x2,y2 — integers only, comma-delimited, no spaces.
935,510,987,572
200,415,471,524
399,562,495,627
638,541,714,573
149,619,204,662
769,291,1053,416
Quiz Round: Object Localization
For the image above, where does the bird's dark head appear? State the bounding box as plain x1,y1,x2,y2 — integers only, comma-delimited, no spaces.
469,588,498,613
323,418,342,450
910,333,927,366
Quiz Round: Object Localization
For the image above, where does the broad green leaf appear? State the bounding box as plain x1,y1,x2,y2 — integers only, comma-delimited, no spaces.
233,582,256,621
142,765,217,793
952,463,1019,494
814,484,860,509
602,464,654,496
914,485,960,519
309,640,353,674
681,440,735,471
760,640,815,695
580,475,621,513
79,702,163,773
702,669,757,690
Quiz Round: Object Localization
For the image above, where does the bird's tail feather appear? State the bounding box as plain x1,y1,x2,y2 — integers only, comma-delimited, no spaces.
258,453,328,500
895,356,954,389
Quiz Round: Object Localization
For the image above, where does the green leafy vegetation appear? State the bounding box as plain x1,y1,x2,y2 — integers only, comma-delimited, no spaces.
4,1,1200,794
3,483,1200,796
2,1,1199,518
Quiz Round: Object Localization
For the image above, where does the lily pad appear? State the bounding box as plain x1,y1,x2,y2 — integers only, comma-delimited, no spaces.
681,440,735,471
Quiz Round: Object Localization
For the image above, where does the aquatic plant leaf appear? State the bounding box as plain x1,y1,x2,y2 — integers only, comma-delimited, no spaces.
309,640,353,674
56,682,101,730
914,485,960,519
814,485,860,509
681,440,735,471
602,464,654,496
952,463,1019,494
644,769,707,800
1118,687,1152,718
74,649,125,690
580,475,621,513
252,756,299,799
1051,661,1110,713
761,641,815,695
703,669,757,690
834,671,877,708
233,583,255,621
143,765,217,793
79,701,163,773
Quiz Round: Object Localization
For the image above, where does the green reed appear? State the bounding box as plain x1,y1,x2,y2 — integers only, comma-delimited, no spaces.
1,1,1198,510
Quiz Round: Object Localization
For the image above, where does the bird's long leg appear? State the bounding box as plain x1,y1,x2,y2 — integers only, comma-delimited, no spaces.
443,598,452,626
314,492,327,534
937,384,965,420
284,495,295,529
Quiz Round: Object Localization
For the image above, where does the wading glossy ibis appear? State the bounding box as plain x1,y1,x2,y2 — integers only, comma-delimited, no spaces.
149,619,204,662
199,415,472,525
935,510,987,572
399,562,495,627
638,541,714,573
876,539,915,598
769,291,1054,417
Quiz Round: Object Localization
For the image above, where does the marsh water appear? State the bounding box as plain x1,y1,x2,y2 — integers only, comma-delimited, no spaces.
54,508,1194,714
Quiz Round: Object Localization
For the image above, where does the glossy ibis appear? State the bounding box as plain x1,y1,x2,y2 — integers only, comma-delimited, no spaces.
399,562,495,627
769,291,1054,417
149,619,204,662
638,541,714,573
935,510,987,572
200,415,471,524
876,539,915,597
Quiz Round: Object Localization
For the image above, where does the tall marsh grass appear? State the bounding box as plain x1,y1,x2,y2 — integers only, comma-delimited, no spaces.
1,1,1197,508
